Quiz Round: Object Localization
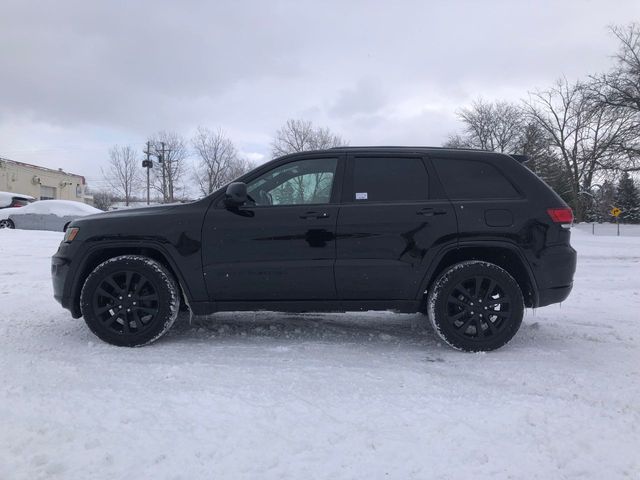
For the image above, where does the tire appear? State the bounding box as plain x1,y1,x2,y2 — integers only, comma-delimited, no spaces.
80,255,180,347
427,261,524,352
0,219,14,229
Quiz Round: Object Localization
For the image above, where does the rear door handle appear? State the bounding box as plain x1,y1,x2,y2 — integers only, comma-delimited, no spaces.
299,211,330,219
416,208,447,216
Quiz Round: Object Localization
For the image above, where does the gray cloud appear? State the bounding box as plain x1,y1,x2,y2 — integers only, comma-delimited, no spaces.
0,0,638,179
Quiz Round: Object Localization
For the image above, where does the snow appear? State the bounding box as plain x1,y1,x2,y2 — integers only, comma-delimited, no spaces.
0,207,19,221
9,199,102,217
0,191,34,208
0,227,639,479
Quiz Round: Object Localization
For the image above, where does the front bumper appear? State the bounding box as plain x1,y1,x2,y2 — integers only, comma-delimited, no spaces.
51,245,82,318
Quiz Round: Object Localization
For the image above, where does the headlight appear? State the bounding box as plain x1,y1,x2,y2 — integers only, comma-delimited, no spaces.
63,227,80,243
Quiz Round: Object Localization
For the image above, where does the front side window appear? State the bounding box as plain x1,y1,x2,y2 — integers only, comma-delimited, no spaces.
246,158,337,206
352,157,428,202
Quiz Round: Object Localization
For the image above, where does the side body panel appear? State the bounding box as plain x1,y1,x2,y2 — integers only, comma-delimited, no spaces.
335,154,457,300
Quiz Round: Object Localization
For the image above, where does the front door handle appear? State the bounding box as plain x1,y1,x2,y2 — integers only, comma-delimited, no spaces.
299,211,330,219
416,208,447,216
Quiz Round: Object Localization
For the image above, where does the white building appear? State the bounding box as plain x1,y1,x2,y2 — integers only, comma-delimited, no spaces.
0,156,93,205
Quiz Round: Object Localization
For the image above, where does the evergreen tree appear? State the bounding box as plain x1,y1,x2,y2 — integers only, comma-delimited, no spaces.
615,172,640,223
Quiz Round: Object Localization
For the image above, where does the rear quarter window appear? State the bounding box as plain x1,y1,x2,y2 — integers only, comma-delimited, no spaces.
433,158,520,199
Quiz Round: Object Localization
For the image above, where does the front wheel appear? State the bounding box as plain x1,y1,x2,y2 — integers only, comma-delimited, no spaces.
0,219,14,229
80,255,180,346
427,261,524,352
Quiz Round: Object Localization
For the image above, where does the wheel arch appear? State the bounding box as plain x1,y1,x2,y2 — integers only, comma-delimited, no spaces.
70,243,190,317
420,243,538,309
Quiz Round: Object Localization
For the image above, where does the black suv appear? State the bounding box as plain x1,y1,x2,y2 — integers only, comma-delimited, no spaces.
52,147,576,351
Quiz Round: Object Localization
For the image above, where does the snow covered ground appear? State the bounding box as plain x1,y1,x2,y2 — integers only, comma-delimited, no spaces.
0,227,638,479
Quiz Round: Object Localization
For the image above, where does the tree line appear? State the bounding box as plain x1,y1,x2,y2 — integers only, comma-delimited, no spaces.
97,118,346,210
446,23,640,223
99,23,639,222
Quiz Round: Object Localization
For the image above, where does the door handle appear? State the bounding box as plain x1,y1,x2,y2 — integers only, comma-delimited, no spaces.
299,211,330,219
416,208,447,216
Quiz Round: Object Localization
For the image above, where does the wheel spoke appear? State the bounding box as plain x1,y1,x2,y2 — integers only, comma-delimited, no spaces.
483,280,496,302
475,318,484,337
474,277,481,297
448,296,468,309
138,294,158,302
134,306,157,314
457,316,475,332
134,277,149,295
455,284,474,300
95,304,115,315
486,297,509,308
124,271,133,293
485,317,497,334
97,287,117,301
104,277,123,295
104,310,121,327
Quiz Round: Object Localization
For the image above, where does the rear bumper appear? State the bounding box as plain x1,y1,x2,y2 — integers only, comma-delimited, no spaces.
530,244,577,307
537,283,573,307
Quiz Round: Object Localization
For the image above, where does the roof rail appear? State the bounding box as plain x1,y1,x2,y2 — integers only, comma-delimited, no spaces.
510,154,529,163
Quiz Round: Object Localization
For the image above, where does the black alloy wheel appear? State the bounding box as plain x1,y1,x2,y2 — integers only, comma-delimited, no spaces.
81,255,180,346
427,261,524,352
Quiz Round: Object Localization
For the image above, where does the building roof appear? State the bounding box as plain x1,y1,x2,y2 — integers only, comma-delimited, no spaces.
0,156,86,184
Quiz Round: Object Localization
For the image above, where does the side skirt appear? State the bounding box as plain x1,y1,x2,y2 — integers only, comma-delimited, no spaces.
189,300,421,316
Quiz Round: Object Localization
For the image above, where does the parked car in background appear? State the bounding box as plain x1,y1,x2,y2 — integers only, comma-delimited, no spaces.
0,191,35,209
2,200,102,231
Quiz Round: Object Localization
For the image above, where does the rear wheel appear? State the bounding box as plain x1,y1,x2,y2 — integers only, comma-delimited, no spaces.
427,261,524,352
0,219,14,229
80,255,180,346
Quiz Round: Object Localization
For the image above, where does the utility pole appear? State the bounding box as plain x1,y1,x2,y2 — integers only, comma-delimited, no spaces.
157,142,171,203
142,141,153,205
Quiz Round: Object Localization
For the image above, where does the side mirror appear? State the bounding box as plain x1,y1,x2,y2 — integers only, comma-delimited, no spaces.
224,182,248,207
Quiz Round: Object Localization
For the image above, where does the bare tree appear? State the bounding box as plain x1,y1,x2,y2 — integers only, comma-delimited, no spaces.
271,119,347,157
524,77,638,220
456,99,524,153
101,145,140,206
591,23,640,164
148,131,188,203
191,126,253,196
91,190,115,211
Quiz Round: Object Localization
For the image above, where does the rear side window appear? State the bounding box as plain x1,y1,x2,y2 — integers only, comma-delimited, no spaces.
352,157,428,202
433,158,519,199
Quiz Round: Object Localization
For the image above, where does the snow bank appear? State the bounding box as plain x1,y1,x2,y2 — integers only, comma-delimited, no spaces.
0,227,638,479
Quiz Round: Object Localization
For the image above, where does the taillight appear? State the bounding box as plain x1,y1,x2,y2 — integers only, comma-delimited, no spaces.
547,207,574,224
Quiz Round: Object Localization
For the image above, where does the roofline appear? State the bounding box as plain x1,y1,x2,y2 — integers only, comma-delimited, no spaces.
0,156,86,184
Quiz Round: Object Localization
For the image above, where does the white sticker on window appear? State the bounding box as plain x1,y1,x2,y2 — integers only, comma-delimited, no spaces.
355,192,368,200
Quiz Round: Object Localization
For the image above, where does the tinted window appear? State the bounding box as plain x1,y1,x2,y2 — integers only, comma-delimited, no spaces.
352,157,428,202
247,158,337,206
433,159,519,199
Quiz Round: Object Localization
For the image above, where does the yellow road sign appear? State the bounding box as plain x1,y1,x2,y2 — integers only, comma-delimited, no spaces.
611,207,622,217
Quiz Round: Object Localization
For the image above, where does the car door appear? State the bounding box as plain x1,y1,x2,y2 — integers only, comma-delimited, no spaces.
202,154,344,301
335,154,457,300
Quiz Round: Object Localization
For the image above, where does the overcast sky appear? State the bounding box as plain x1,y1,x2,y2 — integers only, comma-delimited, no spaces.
1,0,639,188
